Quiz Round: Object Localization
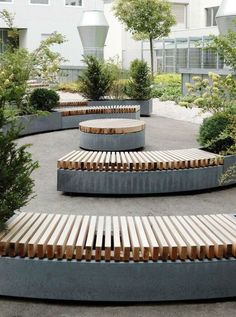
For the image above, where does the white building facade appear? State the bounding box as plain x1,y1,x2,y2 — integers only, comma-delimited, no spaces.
0,0,223,73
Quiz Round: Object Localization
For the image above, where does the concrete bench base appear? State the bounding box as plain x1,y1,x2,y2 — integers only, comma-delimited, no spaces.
0,257,236,301
79,130,145,151
57,165,225,195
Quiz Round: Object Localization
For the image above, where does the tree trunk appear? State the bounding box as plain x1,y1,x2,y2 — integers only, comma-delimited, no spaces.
149,36,154,77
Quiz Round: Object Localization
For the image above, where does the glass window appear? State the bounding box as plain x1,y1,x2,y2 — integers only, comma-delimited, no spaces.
206,7,219,27
30,0,49,4
65,0,82,6
171,4,187,29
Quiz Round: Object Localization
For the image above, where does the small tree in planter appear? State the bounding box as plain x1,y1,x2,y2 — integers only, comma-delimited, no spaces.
79,56,113,100
124,59,152,116
0,110,39,230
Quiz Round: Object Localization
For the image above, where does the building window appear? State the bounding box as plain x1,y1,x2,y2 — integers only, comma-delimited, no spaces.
65,0,82,6
30,0,49,4
206,7,219,27
171,4,187,29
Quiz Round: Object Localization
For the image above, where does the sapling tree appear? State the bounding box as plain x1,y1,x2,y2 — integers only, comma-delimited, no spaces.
113,0,175,76
0,110,39,230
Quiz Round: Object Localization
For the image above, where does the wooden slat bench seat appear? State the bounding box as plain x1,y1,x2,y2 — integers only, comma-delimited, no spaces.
58,101,88,108
54,105,140,116
57,148,222,171
57,149,234,194
1,213,236,301
1,212,236,262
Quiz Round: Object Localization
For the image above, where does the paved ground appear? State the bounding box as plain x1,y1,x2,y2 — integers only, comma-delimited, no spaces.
1,102,235,317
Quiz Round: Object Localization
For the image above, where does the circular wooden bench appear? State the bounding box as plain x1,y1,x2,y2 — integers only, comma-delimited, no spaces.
79,119,146,151
0,212,236,301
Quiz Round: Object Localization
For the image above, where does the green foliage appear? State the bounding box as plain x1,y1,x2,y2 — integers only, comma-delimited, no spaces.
198,112,235,154
79,56,113,100
220,164,236,185
0,9,65,115
57,81,82,93
206,26,236,71
151,73,181,101
125,59,151,99
0,109,39,231
29,88,59,111
113,0,175,75
179,73,236,113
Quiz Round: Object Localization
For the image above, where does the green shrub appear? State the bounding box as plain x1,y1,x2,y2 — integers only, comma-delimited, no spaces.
57,81,82,93
125,59,151,100
79,56,113,100
108,79,128,100
29,88,59,111
198,112,234,153
154,73,181,85
151,73,181,102
0,110,39,230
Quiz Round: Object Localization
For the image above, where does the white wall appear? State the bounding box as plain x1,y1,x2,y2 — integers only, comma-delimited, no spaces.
0,0,86,66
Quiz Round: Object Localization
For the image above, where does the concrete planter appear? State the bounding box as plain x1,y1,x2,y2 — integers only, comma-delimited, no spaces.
3,112,62,136
88,99,153,117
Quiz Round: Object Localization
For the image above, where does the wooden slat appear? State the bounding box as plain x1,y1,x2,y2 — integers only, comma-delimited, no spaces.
113,216,121,261
55,215,76,259
37,214,62,258
0,212,27,241
176,216,207,259
75,215,90,260
127,216,140,261
120,216,131,261
85,216,97,261
65,215,83,260
46,215,69,259
169,216,197,259
190,215,224,258
141,217,159,260
155,216,178,260
7,213,40,257
104,216,111,261
148,216,169,260
95,216,104,261
134,217,150,261
18,213,48,257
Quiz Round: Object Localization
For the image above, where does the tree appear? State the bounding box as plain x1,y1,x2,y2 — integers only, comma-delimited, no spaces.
206,26,236,71
79,56,113,100
113,0,176,76
0,110,39,230
0,10,65,113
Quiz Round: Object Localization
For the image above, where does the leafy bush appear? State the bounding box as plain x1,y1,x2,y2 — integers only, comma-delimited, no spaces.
179,73,236,113
125,59,151,100
79,56,113,100
57,82,82,93
150,73,181,102
29,88,59,111
108,79,128,100
198,112,235,154
0,110,39,230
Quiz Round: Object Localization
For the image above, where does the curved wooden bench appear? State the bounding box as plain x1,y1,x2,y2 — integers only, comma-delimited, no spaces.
0,212,236,301
3,105,140,136
56,148,236,195
55,105,141,129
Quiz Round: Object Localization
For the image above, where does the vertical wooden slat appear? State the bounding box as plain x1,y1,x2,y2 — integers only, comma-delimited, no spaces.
55,215,76,259
113,216,121,261
85,216,97,261
65,215,83,260
127,216,140,261
75,215,90,260
120,216,131,261
141,217,159,260
105,216,111,261
95,216,104,261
